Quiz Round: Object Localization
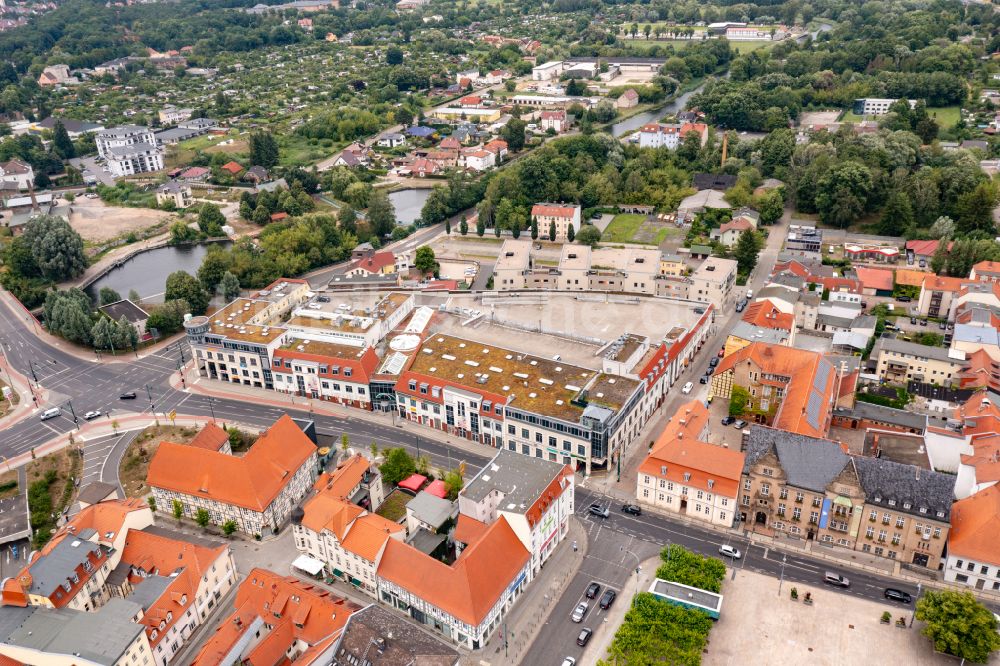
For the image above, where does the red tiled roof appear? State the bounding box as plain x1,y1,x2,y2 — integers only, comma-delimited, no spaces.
906,239,951,257
377,516,529,626
350,251,395,274
741,300,795,331
188,422,230,451
854,266,894,291
948,485,1000,565
973,260,1000,276
922,274,967,293
454,514,489,546
531,204,577,218
894,269,929,288
180,166,210,178
220,161,243,174
148,415,316,512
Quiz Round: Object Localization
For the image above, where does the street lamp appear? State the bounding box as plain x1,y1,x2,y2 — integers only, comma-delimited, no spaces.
777,554,787,597
208,396,217,423
909,582,923,627
621,546,641,598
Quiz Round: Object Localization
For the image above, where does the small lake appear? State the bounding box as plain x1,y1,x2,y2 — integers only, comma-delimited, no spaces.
389,188,432,226
85,241,231,304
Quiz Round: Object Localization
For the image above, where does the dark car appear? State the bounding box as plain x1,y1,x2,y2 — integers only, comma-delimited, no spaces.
699,376,708,384
705,366,715,376
897,296,912,303
621,504,642,516
939,322,947,330
721,416,735,426
576,628,593,647
919,319,927,326
119,391,137,400
585,582,601,599
709,357,719,368
910,317,917,324
884,588,912,604
693,307,706,314
599,589,617,610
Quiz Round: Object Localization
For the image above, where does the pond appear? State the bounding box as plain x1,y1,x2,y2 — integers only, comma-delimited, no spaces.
611,86,704,137
388,188,432,226
85,241,231,304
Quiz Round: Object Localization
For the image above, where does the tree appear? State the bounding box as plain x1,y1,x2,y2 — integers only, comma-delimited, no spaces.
197,247,231,292
338,204,358,235
511,218,522,239
198,203,227,235
172,499,184,522
567,224,575,242
414,246,438,275
754,189,784,225
576,225,601,247
930,216,955,239
445,218,451,235
99,287,121,306
195,508,210,529
734,229,761,275
147,496,156,513
21,215,87,281
814,162,873,228
548,220,557,241
460,217,468,235
52,120,75,159
367,189,397,238
386,46,404,65
915,590,1000,664
165,271,210,315
877,190,915,236
379,447,416,485
249,130,279,168
222,519,237,537
954,182,997,236
656,544,727,592
476,216,485,237
44,289,93,345
729,385,750,417
500,118,527,152
530,216,539,240
443,465,465,500
219,271,240,301
170,220,199,244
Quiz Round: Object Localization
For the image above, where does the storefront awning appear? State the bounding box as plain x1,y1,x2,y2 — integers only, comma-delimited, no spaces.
351,577,362,587
292,554,324,576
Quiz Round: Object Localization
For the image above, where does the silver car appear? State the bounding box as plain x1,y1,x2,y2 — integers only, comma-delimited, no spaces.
571,601,589,623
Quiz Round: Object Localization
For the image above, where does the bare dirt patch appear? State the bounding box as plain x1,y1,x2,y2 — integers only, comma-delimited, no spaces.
27,445,81,516
69,197,172,243
119,424,200,498
0,469,18,500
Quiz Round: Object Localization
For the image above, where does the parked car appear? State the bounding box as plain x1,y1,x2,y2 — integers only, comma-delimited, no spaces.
709,357,720,368
823,571,851,588
119,391,137,400
621,504,642,516
681,382,694,394
705,366,715,376
732,419,748,429
699,376,708,384
576,628,593,647
884,588,912,603
938,322,947,330
562,658,577,666
83,410,101,420
585,582,601,599
693,307,705,314
719,544,742,559
718,348,725,357
910,317,917,324
919,319,927,326
599,589,617,610
571,601,589,623
897,296,912,303
588,503,610,518
721,416,735,426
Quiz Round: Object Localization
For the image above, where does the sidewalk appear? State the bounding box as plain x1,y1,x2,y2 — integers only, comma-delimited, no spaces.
482,517,590,666
582,554,659,663
0,354,49,428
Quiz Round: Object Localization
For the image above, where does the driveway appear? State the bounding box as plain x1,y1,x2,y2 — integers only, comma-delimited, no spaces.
69,156,115,186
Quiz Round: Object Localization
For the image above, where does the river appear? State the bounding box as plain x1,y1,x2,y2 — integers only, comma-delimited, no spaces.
85,241,231,304
611,86,705,137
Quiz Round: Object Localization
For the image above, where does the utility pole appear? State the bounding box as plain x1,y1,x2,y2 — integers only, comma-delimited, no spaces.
66,399,79,427
208,396,216,423
777,554,787,597
145,384,154,411
621,546,641,598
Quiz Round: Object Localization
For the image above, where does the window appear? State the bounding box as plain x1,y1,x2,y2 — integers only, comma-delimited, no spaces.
744,479,751,490
882,513,891,525
792,507,801,520
866,526,875,538
760,483,770,496
982,565,990,575
812,497,821,508
779,488,788,500
763,468,773,477
895,517,905,528
809,511,818,524
795,492,804,503
778,504,786,517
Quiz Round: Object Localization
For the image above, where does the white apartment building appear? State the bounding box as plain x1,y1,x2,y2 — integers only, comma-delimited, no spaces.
689,257,738,309
96,126,164,177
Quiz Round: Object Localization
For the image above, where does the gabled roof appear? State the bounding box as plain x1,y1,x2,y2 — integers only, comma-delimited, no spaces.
972,260,1000,276
148,415,315,512
339,514,404,561
894,268,930,287
743,426,849,493
905,239,950,257
853,456,954,519
376,516,529,626
741,300,794,331
220,161,243,174
959,349,1000,390
854,266,894,292
922,274,966,293
188,422,230,451
960,435,1000,485
531,203,578,218
350,251,395,274
98,299,148,324
948,485,1000,565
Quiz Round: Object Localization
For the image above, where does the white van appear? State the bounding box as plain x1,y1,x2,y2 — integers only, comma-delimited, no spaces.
40,407,60,421
681,382,694,394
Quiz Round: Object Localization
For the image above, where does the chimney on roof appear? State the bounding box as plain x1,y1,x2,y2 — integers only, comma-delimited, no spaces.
28,181,38,212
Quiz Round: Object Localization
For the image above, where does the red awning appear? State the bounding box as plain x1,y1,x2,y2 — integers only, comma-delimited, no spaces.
398,474,427,492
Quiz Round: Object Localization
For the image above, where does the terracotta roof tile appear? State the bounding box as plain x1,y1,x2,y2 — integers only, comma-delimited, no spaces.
454,514,490,546
742,300,795,331
948,485,1000,565
922,274,967,293
188,422,230,451
339,514,404,561
894,268,931,287
854,266,894,291
148,415,316,512
531,204,577,218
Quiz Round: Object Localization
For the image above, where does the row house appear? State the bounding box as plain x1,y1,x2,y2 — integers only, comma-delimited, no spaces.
394,333,644,475
741,426,954,569
872,337,965,386
272,339,380,409
637,400,745,527
710,342,837,438
148,415,318,536
945,484,1000,591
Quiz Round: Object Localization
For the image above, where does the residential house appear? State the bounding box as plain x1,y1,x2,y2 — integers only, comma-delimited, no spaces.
958,349,1000,393
953,393,1000,499
157,107,193,125
689,257,738,309
530,203,580,241
710,217,753,247
457,449,575,575
98,299,150,340
191,569,362,666
637,400,745,527
660,253,686,277
970,260,1000,284
377,132,406,148
411,158,440,177
148,415,319,536
540,110,567,133
741,425,953,569
460,148,495,172
32,117,105,139
154,181,193,209
944,485,1000,591
917,275,966,319
37,64,78,87
0,160,33,190
329,604,459,665
345,251,397,277
854,267,895,297
906,239,950,266
710,343,837,438
638,122,708,150
483,138,508,162
872,337,965,385
724,300,796,355
616,89,639,109
219,161,243,177
292,455,401,593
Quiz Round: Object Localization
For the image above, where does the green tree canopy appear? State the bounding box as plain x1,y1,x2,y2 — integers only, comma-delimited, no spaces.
380,447,416,486
915,590,1000,664
21,215,87,281
576,225,602,247
165,271,210,315
413,246,437,275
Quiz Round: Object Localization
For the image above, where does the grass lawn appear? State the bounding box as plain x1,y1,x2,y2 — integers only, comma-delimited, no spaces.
0,469,17,500
602,214,646,242
635,39,775,53
840,105,959,128
119,424,201,498
280,134,338,168
376,489,411,522
654,226,685,244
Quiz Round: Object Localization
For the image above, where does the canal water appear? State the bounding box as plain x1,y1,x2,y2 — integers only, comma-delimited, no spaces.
85,241,231,304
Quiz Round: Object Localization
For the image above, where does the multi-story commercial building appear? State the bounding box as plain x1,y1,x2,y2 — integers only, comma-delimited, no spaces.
741,426,953,569
530,203,580,242
944,484,1000,591
330,604,460,666
95,126,164,177
493,239,533,291
710,342,838,438
637,400,745,527
293,455,401,593
457,449,574,575
148,415,318,536
272,339,380,408
689,257,738,309
493,241,661,295
191,568,363,666
395,334,643,475
872,337,966,385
